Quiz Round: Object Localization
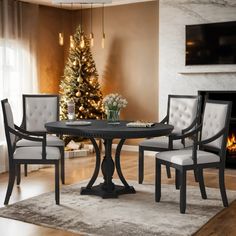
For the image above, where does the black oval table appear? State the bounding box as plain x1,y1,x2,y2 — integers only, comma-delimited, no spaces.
45,120,173,198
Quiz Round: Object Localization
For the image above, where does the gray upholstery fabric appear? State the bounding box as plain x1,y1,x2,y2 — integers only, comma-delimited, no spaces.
169,97,198,133
14,146,60,160
16,135,64,147
156,149,220,166
139,136,184,149
201,103,228,149
25,97,58,131
4,102,15,146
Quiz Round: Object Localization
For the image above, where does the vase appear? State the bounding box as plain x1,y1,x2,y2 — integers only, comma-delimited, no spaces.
106,109,120,122
67,101,75,121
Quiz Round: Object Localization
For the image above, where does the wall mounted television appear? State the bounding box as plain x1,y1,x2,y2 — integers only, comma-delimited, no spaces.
185,21,236,65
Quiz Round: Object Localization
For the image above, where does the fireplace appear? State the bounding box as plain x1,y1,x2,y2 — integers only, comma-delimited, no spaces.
198,91,236,167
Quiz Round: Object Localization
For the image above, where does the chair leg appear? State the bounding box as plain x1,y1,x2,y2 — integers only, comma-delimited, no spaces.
16,164,21,186
194,169,199,182
138,146,144,184
24,164,27,177
198,168,207,199
155,159,161,202
4,166,16,205
60,146,65,184
55,162,60,205
219,167,228,207
166,166,171,179
175,169,180,190
180,169,186,214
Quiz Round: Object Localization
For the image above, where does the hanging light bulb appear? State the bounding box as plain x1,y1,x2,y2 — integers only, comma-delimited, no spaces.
70,35,75,49
80,35,85,48
90,32,94,47
101,3,105,49
58,3,64,46
69,3,74,49
59,32,64,46
102,33,105,49
90,4,94,47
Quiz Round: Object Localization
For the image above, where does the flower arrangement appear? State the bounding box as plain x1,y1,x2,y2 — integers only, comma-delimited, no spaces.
103,93,128,111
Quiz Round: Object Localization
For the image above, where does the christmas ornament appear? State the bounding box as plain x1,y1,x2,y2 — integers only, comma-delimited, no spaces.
77,76,83,83
79,106,85,111
76,91,81,97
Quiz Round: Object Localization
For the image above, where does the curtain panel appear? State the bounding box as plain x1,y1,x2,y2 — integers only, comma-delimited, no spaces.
0,0,39,173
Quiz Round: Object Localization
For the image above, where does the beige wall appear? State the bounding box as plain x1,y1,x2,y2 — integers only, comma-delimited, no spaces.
81,1,158,121
37,6,72,93
37,1,158,122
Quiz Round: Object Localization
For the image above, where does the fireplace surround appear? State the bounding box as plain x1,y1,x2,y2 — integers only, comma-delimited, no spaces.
198,91,236,167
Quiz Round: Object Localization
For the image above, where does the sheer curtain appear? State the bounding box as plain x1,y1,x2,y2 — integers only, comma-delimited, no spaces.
0,0,39,173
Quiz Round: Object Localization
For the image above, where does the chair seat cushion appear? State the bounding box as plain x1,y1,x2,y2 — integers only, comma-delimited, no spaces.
156,149,220,166
16,135,64,147
14,147,60,160
139,136,186,150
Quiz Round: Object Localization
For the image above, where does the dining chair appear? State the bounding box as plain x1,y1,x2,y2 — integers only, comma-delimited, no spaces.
1,99,60,205
138,95,201,184
16,94,65,184
155,100,232,213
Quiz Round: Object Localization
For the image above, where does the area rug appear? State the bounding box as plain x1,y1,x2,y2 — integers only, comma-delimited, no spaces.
0,179,235,236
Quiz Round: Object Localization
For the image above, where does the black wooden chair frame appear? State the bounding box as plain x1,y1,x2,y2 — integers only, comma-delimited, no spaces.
19,94,65,184
2,99,60,205
155,100,232,213
139,95,202,183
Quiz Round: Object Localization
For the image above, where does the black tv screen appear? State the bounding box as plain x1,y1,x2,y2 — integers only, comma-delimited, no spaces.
185,21,236,65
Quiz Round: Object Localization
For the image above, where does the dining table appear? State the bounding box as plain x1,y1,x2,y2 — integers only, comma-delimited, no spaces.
45,120,173,198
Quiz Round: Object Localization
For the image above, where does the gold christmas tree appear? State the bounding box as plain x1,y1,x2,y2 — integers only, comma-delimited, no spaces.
60,26,104,121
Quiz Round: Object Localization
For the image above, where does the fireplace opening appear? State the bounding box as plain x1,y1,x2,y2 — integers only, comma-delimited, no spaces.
227,133,236,154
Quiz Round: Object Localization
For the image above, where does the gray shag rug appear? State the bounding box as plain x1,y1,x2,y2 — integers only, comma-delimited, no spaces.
0,179,235,236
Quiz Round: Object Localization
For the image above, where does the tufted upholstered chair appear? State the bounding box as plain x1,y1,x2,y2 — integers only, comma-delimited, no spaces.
16,94,65,184
1,99,60,205
155,100,232,213
138,95,201,184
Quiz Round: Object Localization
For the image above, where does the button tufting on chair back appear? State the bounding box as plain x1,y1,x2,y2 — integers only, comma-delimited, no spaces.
169,97,198,134
201,102,228,149
25,97,58,131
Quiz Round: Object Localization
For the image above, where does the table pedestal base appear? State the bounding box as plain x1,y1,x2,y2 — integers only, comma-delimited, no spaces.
80,183,136,198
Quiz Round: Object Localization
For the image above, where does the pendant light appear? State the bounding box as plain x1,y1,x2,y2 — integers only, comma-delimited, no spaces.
58,3,64,46
90,4,94,47
101,3,105,49
70,3,75,49
80,3,85,48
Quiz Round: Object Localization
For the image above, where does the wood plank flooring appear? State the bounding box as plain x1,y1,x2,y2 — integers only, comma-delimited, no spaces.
0,150,236,236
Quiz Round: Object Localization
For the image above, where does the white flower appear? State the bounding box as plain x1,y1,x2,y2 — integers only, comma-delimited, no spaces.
103,93,128,111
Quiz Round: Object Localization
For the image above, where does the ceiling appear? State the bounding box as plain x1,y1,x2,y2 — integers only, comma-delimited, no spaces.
20,0,154,9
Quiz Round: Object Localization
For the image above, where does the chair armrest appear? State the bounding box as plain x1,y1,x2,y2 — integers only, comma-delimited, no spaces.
181,117,199,134
9,126,46,159
169,125,202,140
160,116,168,124
190,128,226,165
196,128,226,146
14,125,46,136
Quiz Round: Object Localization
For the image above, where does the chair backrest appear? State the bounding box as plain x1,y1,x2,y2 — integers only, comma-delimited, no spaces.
167,95,201,134
1,99,16,157
22,94,59,132
200,100,232,153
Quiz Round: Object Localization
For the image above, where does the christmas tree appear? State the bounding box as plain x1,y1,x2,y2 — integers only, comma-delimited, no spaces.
60,26,104,121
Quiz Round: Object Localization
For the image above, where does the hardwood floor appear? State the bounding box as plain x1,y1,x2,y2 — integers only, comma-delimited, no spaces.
0,150,236,236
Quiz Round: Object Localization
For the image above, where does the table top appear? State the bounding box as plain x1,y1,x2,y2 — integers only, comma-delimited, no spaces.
45,120,173,139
